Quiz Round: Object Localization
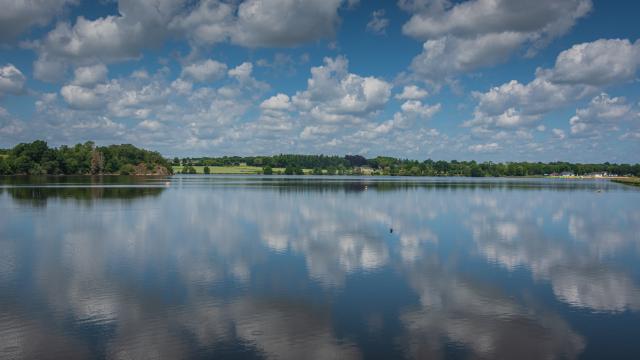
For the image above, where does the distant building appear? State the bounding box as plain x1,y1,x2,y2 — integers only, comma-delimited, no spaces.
560,171,574,177
353,166,374,175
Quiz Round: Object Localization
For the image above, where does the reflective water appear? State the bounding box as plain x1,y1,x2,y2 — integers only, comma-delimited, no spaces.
1,176,639,359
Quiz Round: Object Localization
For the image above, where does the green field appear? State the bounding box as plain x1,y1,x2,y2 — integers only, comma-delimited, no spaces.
172,165,312,175
611,177,640,187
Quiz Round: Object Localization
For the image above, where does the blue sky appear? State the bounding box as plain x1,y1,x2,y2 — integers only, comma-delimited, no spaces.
0,0,639,162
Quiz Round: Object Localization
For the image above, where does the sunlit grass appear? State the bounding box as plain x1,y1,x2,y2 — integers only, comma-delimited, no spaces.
172,165,312,174
611,177,640,187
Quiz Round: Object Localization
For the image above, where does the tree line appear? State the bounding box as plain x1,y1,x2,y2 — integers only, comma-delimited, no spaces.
2,141,638,177
175,155,640,177
0,141,172,175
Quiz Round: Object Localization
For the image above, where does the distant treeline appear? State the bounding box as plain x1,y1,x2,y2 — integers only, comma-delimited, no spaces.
0,141,172,175
176,154,640,177
2,141,638,177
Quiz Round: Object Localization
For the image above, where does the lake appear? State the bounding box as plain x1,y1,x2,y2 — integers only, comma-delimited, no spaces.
1,176,639,359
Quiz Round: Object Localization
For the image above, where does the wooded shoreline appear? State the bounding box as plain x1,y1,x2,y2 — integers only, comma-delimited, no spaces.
2,140,639,178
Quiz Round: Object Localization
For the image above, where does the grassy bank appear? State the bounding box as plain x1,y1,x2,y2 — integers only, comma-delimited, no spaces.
611,177,640,187
172,165,313,175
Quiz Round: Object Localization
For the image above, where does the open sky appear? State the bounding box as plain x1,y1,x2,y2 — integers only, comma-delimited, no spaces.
0,0,639,161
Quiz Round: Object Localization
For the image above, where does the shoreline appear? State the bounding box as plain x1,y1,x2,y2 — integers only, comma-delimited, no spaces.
610,177,640,186
3,173,639,182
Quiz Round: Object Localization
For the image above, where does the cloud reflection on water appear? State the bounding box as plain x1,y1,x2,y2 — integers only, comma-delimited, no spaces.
1,178,639,358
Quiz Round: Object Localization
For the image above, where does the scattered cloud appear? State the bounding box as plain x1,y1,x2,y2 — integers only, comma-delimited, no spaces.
26,0,352,82
260,93,292,111
72,64,108,87
366,10,389,35
569,93,637,137
466,38,640,134
403,0,592,82
0,64,26,96
395,85,429,100
230,0,345,47
0,0,638,160
400,100,441,118
181,59,228,83
411,32,528,82
468,142,501,153
544,39,640,86
0,0,78,43
552,128,566,140
60,84,107,110
292,56,392,124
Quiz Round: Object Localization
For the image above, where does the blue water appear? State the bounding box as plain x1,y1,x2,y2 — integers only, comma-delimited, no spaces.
1,176,639,359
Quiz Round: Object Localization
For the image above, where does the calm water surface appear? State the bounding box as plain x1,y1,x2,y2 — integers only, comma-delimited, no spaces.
1,176,640,359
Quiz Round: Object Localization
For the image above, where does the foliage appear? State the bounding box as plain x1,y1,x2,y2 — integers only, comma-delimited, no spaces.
3,141,639,177
203,166,210,174
119,164,137,175
181,165,197,174
172,165,270,174
177,154,640,177
0,140,172,175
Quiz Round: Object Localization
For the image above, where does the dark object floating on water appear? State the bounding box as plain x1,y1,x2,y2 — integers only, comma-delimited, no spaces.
390,228,393,233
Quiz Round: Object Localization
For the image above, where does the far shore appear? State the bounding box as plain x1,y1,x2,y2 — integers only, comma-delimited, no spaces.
171,165,640,181
2,166,639,184
610,177,640,186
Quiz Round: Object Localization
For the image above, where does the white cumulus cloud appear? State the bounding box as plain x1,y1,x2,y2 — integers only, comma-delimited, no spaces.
395,85,429,100
0,64,26,96
72,64,108,86
468,142,501,153
292,56,392,123
569,93,636,137
181,59,228,83
466,38,640,133
544,39,640,86
403,0,592,82
260,93,291,111
0,0,78,43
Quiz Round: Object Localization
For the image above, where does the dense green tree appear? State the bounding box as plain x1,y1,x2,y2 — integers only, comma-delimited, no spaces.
181,165,197,174
203,166,210,174
263,166,273,175
119,164,136,175
0,141,171,175
0,157,10,174
470,165,484,177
